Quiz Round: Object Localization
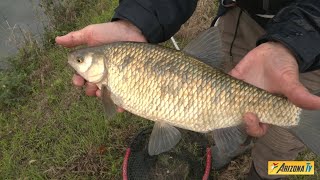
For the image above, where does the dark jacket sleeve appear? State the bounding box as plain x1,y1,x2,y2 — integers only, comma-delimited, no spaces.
257,0,320,72
112,0,197,43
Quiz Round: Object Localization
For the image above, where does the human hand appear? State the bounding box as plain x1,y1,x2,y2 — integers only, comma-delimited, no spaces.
229,42,320,137
56,20,147,112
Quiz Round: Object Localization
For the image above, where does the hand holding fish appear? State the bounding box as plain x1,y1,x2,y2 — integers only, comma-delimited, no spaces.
230,41,320,137
55,20,146,100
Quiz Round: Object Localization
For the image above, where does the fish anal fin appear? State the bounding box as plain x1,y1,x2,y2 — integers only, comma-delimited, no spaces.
213,125,251,153
101,85,117,119
211,125,253,169
148,121,181,156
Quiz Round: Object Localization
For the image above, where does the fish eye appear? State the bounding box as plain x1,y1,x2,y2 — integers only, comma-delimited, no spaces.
76,57,84,63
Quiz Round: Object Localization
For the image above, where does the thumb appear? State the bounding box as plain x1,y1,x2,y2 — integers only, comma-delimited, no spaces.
55,28,88,48
282,81,320,110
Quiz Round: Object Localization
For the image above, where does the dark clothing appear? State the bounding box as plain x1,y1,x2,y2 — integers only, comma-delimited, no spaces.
112,0,197,43
112,0,320,72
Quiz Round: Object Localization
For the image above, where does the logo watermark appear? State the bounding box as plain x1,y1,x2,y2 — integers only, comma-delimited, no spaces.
268,161,314,175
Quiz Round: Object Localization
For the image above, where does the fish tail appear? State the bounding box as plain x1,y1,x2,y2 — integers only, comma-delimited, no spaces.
290,109,320,155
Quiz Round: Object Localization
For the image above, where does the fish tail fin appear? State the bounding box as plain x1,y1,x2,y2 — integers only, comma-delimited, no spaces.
290,109,320,155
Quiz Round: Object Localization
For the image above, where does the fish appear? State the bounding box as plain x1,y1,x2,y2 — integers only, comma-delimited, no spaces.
68,27,320,156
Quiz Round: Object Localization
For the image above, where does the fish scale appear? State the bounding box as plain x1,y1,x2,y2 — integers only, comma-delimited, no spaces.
99,42,301,132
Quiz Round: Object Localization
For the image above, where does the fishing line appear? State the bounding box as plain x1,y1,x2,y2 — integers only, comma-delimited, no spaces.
170,36,180,50
229,10,242,61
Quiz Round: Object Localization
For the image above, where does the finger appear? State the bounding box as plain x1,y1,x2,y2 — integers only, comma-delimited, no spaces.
72,74,85,87
228,53,256,81
283,82,320,110
96,90,101,97
55,29,88,48
117,107,125,113
243,113,268,137
228,66,244,80
85,82,98,96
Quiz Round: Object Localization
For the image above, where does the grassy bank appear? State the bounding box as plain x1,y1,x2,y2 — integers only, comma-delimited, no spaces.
0,0,145,179
0,0,318,179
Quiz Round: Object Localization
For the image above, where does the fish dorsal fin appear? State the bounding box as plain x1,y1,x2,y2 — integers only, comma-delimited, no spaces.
148,121,181,156
183,26,224,69
101,85,117,119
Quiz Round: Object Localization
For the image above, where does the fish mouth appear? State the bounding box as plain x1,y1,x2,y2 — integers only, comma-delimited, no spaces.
67,54,74,64
67,54,77,69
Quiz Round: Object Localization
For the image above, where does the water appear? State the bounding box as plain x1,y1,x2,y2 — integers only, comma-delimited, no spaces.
0,0,45,69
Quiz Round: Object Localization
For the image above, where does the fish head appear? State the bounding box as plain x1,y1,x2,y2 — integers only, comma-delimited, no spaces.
68,48,106,83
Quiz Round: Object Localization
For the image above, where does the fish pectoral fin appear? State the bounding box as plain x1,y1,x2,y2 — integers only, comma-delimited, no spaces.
101,85,117,119
148,121,181,156
213,125,251,153
182,26,224,70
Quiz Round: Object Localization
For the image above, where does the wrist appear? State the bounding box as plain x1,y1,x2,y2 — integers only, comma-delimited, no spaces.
113,20,147,42
264,41,294,56
259,41,297,63
260,41,298,65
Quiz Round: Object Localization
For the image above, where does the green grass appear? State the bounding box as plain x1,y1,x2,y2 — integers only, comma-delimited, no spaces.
0,0,319,179
0,0,149,179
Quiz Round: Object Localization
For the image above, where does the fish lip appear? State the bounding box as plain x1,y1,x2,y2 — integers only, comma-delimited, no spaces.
67,53,76,67
67,54,79,75
67,53,73,64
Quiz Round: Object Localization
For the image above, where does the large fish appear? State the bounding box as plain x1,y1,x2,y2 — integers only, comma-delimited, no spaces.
68,27,320,156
